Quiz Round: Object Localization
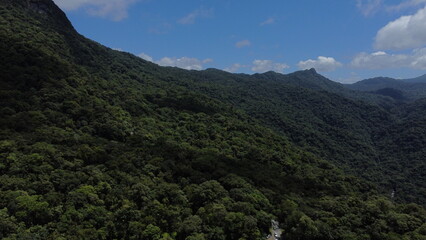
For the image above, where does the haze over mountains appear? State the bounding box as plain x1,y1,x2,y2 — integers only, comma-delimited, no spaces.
0,0,425,239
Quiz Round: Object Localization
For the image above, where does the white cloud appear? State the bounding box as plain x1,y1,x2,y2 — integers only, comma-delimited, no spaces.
356,0,383,16
260,17,275,26
356,0,426,16
235,40,251,48
137,53,212,70
251,60,289,73
157,57,200,70
371,51,387,56
224,63,245,73
178,8,213,25
157,57,212,70
375,6,426,50
138,53,153,62
298,56,342,72
351,52,408,69
53,0,138,21
350,48,426,69
338,72,362,84
410,48,426,69
386,0,426,12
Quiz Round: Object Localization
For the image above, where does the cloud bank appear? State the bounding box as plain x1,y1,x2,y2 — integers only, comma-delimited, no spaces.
351,49,426,70
298,56,342,72
224,63,244,73
138,53,153,62
138,53,212,70
251,60,289,73
386,0,426,12
375,6,426,50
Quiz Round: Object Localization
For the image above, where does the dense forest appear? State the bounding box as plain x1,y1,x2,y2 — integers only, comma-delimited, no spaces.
0,0,425,239
346,76,426,101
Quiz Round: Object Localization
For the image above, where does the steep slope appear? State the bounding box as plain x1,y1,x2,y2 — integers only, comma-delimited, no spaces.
156,68,426,206
1,1,426,240
135,66,421,202
373,98,426,203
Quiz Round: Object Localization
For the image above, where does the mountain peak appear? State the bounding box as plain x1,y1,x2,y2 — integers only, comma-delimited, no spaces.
1,0,74,31
290,68,321,78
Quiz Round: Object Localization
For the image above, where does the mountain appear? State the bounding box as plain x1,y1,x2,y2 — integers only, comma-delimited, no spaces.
405,74,426,83
1,0,426,239
371,88,406,101
255,68,345,92
149,63,426,206
346,76,426,100
374,100,426,204
250,69,397,106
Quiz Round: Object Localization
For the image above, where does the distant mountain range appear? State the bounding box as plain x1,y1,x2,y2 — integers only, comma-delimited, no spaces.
345,75,426,101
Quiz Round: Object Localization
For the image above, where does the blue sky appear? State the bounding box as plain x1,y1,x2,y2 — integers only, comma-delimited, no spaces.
53,0,426,83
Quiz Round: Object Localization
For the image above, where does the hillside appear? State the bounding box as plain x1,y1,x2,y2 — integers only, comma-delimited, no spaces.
131,62,425,206
1,0,426,239
405,74,426,83
346,76,426,101
373,98,426,204
253,69,396,106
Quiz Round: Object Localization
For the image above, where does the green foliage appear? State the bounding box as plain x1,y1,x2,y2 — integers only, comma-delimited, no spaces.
0,1,425,239
347,76,426,101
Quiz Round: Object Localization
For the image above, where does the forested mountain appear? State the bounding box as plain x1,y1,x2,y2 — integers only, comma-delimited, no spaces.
1,0,426,240
404,74,426,83
252,69,395,106
346,76,426,101
133,63,425,206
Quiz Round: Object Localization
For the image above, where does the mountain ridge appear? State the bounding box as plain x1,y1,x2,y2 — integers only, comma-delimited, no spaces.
1,1,426,239
405,74,426,83
346,75,426,101
3,0,422,205
1,0,74,30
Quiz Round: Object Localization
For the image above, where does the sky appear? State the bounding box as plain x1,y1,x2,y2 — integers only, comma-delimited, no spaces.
52,0,426,83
